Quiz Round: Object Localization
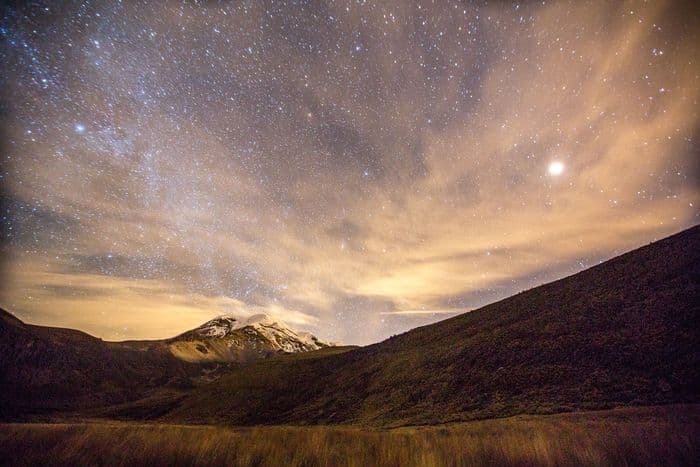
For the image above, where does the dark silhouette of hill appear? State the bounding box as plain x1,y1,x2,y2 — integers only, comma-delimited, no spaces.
0,309,210,419
1,225,698,425
0,311,342,420
164,225,700,426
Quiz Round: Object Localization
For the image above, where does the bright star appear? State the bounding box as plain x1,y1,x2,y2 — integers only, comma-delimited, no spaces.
548,161,564,176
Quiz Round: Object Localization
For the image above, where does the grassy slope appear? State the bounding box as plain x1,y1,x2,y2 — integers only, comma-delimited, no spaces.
0,310,355,420
1,405,698,466
2,225,698,426
166,225,700,426
0,310,205,418
94,346,357,421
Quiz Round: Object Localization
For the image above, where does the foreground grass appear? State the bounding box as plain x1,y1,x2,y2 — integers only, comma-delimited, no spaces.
1,405,698,466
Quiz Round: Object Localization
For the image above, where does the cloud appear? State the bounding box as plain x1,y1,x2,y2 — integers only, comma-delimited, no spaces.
0,258,318,340
0,0,698,344
380,309,467,316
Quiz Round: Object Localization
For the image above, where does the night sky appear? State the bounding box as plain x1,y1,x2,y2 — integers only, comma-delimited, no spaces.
1,1,698,345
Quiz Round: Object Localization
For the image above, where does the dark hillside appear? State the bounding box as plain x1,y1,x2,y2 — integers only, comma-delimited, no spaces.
166,225,700,426
0,310,204,419
2,225,698,426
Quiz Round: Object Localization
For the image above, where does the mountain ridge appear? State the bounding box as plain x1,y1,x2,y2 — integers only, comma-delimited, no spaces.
0,308,335,419
165,313,331,363
163,224,700,426
1,224,698,425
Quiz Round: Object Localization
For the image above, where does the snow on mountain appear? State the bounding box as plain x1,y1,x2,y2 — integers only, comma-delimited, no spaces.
167,313,331,363
196,315,242,338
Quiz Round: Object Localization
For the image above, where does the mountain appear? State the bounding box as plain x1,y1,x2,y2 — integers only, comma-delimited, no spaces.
163,225,700,426
0,311,332,419
0,309,203,419
165,314,331,363
2,225,699,425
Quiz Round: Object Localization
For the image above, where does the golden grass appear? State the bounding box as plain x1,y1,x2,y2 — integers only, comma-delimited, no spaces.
1,405,698,466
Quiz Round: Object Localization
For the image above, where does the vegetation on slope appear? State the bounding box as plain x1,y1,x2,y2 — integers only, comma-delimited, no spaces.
166,225,700,426
2,226,698,426
0,310,206,418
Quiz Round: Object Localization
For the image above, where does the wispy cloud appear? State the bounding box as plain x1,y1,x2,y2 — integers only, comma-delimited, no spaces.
380,309,468,316
1,0,697,345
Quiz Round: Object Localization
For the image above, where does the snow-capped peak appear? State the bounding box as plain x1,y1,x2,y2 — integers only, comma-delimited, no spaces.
193,313,330,352
196,315,241,338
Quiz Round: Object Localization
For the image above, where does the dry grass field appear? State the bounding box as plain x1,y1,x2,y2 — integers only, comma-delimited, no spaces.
1,405,698,466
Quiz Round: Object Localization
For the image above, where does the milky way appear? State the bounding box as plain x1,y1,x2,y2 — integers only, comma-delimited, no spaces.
1,1,698,344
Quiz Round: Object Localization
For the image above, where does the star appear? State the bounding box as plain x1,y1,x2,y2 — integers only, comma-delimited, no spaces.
548,161,565,176
0,0,695,345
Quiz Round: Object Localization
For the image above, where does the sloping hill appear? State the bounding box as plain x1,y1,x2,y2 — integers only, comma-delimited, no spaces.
0,309,206,419
0,308,340,421
165,225,700,426
0,311,333,419
3,225,698,425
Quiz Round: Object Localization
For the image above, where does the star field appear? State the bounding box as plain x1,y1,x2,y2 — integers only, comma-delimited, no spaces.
1,0,698,344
